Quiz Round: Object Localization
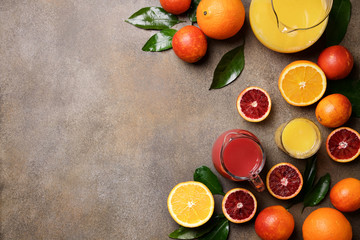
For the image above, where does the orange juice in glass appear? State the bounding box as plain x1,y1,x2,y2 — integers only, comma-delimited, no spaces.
249,0,333,53
275,118,321,159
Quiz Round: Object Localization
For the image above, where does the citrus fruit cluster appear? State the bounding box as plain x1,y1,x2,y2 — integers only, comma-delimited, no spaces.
159,0,246,63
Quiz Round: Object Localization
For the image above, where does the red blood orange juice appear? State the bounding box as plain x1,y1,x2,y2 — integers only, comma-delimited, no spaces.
212,129,266,191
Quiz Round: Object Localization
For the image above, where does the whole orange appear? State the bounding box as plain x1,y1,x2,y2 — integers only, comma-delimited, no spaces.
160,0,191,15
255,205,294,240
196,0,245,40
317,45,354,80
302,208,352,240
330,178,360,212
172,25,207,63
315,93,352,128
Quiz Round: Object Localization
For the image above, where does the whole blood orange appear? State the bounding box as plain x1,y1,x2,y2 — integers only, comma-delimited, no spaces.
196,0,245,40
222,188,257,223
330,178,360,212
236,86,271,122
172,25,207,63
266,163,303,200
326,127,360,163
160,0,191,15
315,93,352,128
255,205,294,240
317,45,354,80
302,208,352,240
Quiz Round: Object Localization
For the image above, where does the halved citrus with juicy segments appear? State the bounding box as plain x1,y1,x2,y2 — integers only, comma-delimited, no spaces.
222,188,257,223
236,86,272,122
326,127,360,163
278,60,327,106
266,162,303,200
167,181,214,228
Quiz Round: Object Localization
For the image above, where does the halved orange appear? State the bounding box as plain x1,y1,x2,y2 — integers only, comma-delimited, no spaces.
167,181,214,228
222,188,257,223
326,127,360,163
266,162,303,200
236,86,271,122
278,60,327,106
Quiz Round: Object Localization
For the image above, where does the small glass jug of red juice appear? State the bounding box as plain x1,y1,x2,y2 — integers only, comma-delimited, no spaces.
212,129,266,192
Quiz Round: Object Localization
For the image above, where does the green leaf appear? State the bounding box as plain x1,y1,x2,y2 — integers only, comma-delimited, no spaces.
125,7,182,30
301,156,318,198
325,0,351,46
198,217,229,240
326,78,360,117
168,215,225,239
188,0,201,23
210,43,245,89
194,166,225,195
142,28,177,52
287,155,318,209
303,173,331,211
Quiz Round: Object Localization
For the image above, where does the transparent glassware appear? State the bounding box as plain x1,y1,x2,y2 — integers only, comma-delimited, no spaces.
212,129,266,192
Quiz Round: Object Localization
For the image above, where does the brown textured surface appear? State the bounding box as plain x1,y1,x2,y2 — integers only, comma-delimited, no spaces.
0,0,359,239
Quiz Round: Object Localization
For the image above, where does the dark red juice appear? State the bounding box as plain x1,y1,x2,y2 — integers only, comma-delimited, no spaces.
222,137,263,177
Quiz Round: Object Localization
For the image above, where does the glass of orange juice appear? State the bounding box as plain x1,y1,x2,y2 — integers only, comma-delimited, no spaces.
249,0,333,53
275,118,321,159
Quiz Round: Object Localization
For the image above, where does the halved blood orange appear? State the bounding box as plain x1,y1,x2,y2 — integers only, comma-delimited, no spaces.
222,188,257,223
326,127,360,163
236,86,271,122
266,162,303,200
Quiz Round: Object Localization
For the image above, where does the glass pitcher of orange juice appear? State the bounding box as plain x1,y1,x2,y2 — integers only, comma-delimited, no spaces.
249,0,333,53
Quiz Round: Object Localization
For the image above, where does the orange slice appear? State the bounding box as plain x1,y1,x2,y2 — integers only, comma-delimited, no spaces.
278,60,327,106
167,181,214,228
266,162,303,200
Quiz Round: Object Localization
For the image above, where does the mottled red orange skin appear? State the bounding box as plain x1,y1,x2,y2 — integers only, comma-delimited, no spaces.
317,45,354,80
160,0,191,15
315,93,352,128
255,205,294,240
172,26,207,63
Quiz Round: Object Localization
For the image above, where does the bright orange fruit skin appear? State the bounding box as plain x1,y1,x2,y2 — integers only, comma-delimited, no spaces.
315,93,352,128
302,208,352,240
160,0,191,15
196,0,245,40
330,178,360,212
172,26,207,63
317,45,354,80
255,205,294,240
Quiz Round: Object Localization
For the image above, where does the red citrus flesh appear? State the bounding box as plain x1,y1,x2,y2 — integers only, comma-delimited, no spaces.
326,127,360,163
222,188,257,223
266,163,303,200
236,87,271,122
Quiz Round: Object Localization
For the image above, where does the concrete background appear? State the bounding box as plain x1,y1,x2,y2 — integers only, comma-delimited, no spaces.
0,0,359,239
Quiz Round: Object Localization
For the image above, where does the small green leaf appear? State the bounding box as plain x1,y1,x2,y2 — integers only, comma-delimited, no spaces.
326,78,360,117
325,0,351,46
125,7,182,30
301,156,318,198
142,28,177,52
287,155,318,209
198,217,229,240
168,215,225,239
303,173,331,211
188,0,201,23
194,166,225,196
210,43,245,89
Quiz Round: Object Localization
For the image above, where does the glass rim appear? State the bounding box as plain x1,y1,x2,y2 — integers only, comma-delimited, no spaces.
279,117,322,159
